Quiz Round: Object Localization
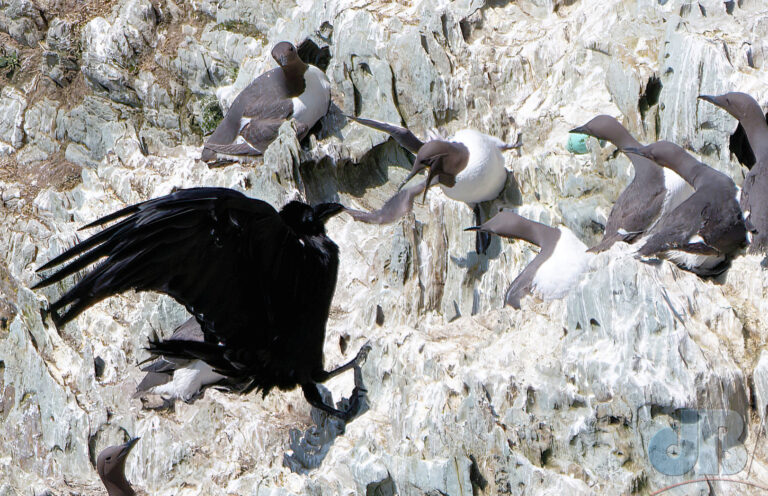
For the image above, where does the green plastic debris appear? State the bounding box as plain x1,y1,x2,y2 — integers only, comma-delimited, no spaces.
567,133,589,154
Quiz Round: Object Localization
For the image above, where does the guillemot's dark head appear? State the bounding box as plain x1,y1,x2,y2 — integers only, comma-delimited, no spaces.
699,92,765,123
570,115,624,141
570,115,644,151
272,41,302,67
399,140,470,202
465,209,559,248
623,141,682,169
97,437,139,496
280,201,344,236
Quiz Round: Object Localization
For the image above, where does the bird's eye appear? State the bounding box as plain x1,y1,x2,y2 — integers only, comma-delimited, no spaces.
106,456,112,461
289,46,294,51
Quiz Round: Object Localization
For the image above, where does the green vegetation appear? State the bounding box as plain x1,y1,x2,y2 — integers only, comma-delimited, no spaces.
214,20,266,41
0,50,20,78
229,65,239,83
199,97,224,135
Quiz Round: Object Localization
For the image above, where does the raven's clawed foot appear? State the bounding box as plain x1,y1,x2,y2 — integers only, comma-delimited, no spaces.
353,341,372,365
303,341,373,422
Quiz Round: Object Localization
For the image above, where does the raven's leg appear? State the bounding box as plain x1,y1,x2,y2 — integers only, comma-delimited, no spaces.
304,343,371,421
474,204,491,255
302,377,367,421
312,342,371,383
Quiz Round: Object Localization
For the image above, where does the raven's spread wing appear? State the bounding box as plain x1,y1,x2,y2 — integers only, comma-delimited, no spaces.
346,115,424,154
34,188,305,348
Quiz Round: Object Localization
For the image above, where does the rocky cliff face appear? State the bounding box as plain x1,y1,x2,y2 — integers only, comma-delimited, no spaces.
1,0,768,494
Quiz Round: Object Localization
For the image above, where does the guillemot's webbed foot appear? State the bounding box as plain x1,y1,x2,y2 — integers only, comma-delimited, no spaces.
634,253,663,266
473,204,492,255
498,132,523,151
206,158,238,169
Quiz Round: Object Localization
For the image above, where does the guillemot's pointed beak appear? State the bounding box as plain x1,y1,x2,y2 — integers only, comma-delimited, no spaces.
622,146,647,158
421,167,440,203
120,437,140,458
569,125,590,135
464,226,481,232
398,159,428,193
698,94,717,105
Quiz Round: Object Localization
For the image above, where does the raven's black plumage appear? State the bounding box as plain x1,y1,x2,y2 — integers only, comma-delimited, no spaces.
34,187,368,419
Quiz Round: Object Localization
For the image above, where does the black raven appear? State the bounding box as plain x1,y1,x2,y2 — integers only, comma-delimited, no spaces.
34,187,369,420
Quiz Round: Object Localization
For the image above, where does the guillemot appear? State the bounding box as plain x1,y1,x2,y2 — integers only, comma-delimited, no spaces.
345,115,521,253
201,41,331,161
624,141,747,276
699,92,768,254
466,210,593,308
97,437,139,496
570,115,692,252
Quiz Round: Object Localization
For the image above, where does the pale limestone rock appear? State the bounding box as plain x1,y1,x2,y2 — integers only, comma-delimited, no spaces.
80,0,159,106
0,0,46,46
1,0,768,495
754,351,768,422
0,86,26,151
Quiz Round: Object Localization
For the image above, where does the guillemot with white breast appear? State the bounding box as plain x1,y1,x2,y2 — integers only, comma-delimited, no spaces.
344,116,521,254
201,41,331,161
624,141,747,276
570,115,693,252
466,210,593,308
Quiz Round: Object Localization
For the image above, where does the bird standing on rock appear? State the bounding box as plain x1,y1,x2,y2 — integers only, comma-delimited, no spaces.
570,115,692,252
34,187,369,420
699,92,768,254
345,115,522,254
466,210,593,308
623,141,747,276
201,41,331,161
98,437,139,496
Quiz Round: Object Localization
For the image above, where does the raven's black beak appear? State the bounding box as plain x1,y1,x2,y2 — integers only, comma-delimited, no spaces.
315,203,345,221
569,125,590,135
